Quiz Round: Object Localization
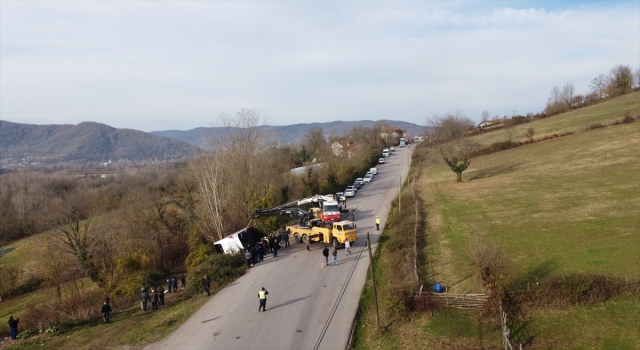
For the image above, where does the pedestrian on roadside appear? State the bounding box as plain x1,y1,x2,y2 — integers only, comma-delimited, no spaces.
172,276,178,292
181,274,186,289
345,240,351,255
150,289,159,310
322,246,329,267
250,245,258,265
351,209,355,221
8,316,19,340
376,216,381,230
102,294,110,305
264,237,270,253
101,301,112,323
157,285,165,305
203,275,211,296
332,246,338,266
245,249,252,268
167,278,172,293
273,239,279,257
258,287,269,312
284,227,290,247
140,287,150,311
257,242,265,262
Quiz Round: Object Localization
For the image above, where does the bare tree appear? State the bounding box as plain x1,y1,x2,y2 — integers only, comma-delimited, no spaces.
590,74,607,98
429,112,482,182
481,110,490,122
303,126,328,162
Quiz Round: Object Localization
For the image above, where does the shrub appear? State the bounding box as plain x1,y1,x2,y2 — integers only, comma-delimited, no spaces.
584,123,605,131
185,253,246,297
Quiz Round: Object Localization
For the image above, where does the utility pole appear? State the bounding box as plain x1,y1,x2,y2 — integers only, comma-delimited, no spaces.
398,175,402,213
366,231,380,330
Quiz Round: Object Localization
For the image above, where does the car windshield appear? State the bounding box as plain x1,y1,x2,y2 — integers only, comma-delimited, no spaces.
323,204,339,212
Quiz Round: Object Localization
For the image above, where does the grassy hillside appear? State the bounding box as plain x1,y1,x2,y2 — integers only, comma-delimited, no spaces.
474,90,640,146
352,93,640,349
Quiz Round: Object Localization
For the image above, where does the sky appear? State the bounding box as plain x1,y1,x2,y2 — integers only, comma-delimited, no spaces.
1,1,638,132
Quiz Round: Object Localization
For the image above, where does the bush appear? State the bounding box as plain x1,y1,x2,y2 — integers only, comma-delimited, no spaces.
584,123,605,131
185,253,246,297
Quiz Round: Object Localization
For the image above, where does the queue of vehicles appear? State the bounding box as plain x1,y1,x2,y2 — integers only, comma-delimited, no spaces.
214,143,404,254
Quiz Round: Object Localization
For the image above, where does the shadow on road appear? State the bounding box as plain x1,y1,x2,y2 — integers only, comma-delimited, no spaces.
268,295,313,311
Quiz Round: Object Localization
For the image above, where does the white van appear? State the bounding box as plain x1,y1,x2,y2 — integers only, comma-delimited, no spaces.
370,167,378,175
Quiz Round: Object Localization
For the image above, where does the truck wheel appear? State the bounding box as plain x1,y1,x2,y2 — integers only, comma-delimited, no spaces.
294,233,300,243
302,235,309,245
332,238,338,249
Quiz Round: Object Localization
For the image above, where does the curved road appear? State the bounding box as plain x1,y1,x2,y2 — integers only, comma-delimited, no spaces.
146,146,413,350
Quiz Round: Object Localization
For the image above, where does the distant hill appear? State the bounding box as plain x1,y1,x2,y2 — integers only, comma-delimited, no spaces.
151,120,428,148
0,121,198,164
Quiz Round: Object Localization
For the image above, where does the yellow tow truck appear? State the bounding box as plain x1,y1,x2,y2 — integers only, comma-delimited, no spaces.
287,219,357,248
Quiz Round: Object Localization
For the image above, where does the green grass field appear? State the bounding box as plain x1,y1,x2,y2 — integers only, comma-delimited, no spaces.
415,96,640,348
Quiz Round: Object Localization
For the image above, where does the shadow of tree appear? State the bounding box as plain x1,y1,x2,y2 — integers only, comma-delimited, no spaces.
469,163,522,180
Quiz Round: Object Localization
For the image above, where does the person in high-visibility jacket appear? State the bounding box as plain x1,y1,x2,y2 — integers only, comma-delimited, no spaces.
376,216,381,230
258,287,269,312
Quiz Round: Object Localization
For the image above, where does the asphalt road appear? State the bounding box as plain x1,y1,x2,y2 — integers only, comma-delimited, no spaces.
145,146,413,350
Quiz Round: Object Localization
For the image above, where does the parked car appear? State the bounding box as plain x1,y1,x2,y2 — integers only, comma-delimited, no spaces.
346,185,357,193
379,158,385,164
383,148,389,153
355,178,364,185
390,146,395,152
363,174,373,183
334,192,344,201
344,188,356,197
383,151,389,157
353,181,362,189
370,167,378,175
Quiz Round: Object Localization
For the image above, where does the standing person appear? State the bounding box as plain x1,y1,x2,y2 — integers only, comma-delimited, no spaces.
181,274,186,289
157,285,165,305
264,237,270,254
284,227,290,247
101,301,112,323
245,249,252,268
150,289,159,310
167,278,172,293
250,245,258,265
102,294,110,305
258,287,269,312
257,242,264,263
140,287,150,311
203,275,211,296
322,246,329,267
8,316,19,340
172,276,178,292
332,246,338,266
273,238,279,257
376,216,381,230
345,240,351,255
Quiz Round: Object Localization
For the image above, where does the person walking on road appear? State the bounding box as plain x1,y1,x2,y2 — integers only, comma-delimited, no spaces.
181,274,186,289
376,216,381,230
322,246,329,267
331,246,338,266
273,238,279,257
8,316,19,340
283,227,290,247
203,275,211,296
345,240,351,255
258,287,269,312
172,276,178,292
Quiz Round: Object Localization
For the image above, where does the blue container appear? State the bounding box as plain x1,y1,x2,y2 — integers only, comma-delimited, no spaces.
434,283,442,293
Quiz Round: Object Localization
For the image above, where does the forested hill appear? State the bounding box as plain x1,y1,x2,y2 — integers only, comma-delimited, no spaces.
151,120,427,148
0,121,198,163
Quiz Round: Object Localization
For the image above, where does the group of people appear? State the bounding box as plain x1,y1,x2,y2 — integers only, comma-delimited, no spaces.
166,274,186,293
244,229,290,268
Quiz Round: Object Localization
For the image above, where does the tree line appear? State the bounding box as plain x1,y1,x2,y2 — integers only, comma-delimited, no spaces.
0,112,401,308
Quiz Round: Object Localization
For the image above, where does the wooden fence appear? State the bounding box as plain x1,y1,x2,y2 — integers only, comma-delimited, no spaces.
415,285,488,310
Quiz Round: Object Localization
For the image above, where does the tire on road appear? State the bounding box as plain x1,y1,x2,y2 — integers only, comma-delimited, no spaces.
302,234,309,245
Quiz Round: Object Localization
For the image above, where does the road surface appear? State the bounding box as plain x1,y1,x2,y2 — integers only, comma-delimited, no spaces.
145,146,413,350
